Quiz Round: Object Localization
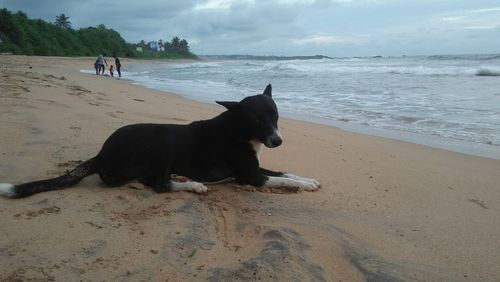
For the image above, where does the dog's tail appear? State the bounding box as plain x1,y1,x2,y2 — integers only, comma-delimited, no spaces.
0,158,98,198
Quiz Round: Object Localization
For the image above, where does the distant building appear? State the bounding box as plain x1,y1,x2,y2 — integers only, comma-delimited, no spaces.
136,47,143,52
147,41,164,52
148,41,159,52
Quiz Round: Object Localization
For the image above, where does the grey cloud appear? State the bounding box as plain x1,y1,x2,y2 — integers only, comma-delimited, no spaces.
1,0,76,20
2,0,500,56
188,1,300,34
175,0,320,54
311,0,341,9
1,0,199,27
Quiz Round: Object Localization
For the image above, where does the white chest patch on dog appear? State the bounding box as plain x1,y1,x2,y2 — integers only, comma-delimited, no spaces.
250,139,263,162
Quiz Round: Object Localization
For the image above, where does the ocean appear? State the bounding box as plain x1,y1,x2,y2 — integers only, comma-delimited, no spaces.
121,54,500,159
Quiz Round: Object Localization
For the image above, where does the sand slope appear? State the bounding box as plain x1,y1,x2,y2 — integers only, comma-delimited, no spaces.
1,55,499,281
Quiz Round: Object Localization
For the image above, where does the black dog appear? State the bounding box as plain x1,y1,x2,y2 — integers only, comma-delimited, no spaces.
0,85,319,198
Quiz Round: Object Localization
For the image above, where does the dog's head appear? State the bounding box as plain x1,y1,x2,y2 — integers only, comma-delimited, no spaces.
216,84,282,148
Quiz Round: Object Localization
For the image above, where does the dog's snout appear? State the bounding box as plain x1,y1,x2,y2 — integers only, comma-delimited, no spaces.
269,135,282,148
264,129,283,148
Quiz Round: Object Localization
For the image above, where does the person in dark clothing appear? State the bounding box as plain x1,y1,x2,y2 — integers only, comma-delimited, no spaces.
94,59,99,75
113,55,122,78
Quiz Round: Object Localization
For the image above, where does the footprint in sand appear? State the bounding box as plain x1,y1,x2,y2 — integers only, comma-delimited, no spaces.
67,85,92,96
85,255,121,271
81,240,107,258
468,199,489,209
69,126,81,137
106,111,124,118
0,85,30,97
44,74,66,81
13,206,61,219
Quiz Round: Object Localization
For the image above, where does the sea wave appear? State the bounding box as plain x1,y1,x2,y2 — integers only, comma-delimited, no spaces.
247,60,488,77
475,68,500,76
427,54,500,61
478,54,500,60
159,56,500,78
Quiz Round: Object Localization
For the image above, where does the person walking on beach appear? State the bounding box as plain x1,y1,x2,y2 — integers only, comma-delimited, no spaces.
109,65,114,77
94,59,99,75
96,53,108,75
113,55,122,78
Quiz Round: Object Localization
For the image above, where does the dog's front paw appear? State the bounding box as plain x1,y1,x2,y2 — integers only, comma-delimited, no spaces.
308,178,320,187
297,179,320,192
170,181,209,194
190,182,209,194
284,174,320,191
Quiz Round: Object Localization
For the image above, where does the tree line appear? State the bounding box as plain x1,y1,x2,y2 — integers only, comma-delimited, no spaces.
0,8,197,59
135,36,192,57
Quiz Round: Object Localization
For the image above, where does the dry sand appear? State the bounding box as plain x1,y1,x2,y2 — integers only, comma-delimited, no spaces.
0,55,499,281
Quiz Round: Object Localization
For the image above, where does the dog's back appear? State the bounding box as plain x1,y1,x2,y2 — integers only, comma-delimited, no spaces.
96,120,238,185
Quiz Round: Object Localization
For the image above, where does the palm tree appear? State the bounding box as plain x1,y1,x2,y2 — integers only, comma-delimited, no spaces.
171,36,180,47
179,39,189,52
55,13,71,29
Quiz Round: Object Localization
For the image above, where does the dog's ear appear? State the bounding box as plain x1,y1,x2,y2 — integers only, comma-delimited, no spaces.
216,101,240,111
263,84,272,97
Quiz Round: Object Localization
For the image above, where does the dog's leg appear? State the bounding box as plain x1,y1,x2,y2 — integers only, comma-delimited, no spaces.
147,170,208,194
237,170,319,191
262,176,319,191
170,180,208,194
258,167,284,177
140,176,156,187
258,167,320,191
281,173,320,187
152,173,170,193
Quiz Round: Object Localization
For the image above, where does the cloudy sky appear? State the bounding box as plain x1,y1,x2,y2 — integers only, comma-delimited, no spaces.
1,0,500,56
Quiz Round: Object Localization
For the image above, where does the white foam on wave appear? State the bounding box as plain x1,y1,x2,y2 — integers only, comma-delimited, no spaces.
253,59,487,77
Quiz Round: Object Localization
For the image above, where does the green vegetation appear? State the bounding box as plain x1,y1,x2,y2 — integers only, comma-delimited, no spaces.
54,13,71,29
0,8,197,59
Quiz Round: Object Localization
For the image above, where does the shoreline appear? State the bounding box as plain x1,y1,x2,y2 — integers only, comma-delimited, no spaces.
285,112,500,160
1,55,500,281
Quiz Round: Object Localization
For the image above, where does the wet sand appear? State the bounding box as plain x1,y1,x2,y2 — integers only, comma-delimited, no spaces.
1,55,499,281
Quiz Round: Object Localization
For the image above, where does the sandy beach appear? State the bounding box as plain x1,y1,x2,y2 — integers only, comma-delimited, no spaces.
1,55,499,281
